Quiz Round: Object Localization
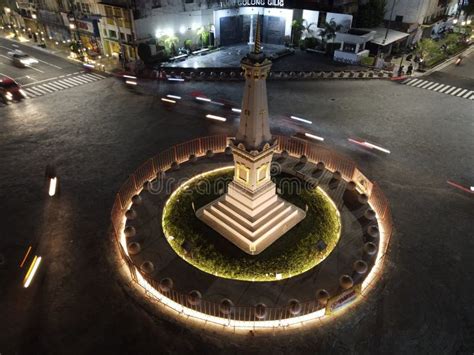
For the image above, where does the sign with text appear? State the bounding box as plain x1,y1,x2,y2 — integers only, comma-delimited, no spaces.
236,0,285,7
325,284,361,315
76,20,94,34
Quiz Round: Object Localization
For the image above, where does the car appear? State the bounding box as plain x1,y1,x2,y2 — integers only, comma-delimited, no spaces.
7,50,39,68
0,77,27,104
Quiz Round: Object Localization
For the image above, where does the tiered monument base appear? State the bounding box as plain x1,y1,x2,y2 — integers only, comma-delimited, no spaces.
196,180,306,255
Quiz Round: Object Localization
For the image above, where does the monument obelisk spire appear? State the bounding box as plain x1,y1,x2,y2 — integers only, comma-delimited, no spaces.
235,18,273,152
196,18,306,255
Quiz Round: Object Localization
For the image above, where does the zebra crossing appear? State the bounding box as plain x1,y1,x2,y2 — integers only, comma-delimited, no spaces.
22,72,107,98
401,77,474,100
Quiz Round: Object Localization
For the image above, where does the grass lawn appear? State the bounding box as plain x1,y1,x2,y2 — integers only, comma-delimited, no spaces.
162,168,341,281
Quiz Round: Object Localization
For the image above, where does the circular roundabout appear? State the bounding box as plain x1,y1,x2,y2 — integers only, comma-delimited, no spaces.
110,136,393,331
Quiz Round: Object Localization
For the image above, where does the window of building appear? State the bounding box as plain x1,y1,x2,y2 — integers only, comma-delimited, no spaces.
395,15,403,22
103,28,107,36
113,7,121,18
126,34,132,43
81,3,90,14
105,5,113,18
120,32,125,40
108,29,117,38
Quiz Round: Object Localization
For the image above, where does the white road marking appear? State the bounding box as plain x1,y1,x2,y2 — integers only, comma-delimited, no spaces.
64,77,86,85
426,82,439,90
24,88,38,97
413,80,428,87
438,85,451,93
76,75,96,82
45,82,65,90
37,85,55,93
444,87,457,94
83,73,100,81
56,80,77,87
456,89,468,97
35,58,62,69
462,90,473,98
87,73,106,79
48,81,69,89
70,76,91,84
24,65,45,73
22,76,58,87
30,87,48,94
26,87,44,96
450,88,463,96
432,84,445,91
406,79,421,86
419,81,433,89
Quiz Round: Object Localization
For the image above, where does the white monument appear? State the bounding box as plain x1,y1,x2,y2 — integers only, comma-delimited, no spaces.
196,21,306,255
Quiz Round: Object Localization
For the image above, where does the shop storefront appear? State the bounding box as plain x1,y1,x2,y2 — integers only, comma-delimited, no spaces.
213,2,353,47
76,18,102,56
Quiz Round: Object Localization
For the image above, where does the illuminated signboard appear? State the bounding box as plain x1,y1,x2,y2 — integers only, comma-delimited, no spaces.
237,0,284,7
325,285,361,315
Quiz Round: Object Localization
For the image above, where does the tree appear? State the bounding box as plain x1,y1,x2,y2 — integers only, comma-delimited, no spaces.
161,35,179,56
318,20,342,53
355,0,387,28
291,19,305,46
301,19,317,39
197,25,210,48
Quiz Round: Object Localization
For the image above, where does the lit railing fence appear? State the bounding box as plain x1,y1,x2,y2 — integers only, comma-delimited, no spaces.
110,135,393,326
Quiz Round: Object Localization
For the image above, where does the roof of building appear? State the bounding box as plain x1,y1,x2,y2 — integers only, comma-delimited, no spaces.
370,27,410,46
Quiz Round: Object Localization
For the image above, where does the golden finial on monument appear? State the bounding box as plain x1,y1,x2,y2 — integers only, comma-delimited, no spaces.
254,17,261,54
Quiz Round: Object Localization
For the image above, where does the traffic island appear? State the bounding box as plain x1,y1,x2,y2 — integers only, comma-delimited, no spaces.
109,135,393,331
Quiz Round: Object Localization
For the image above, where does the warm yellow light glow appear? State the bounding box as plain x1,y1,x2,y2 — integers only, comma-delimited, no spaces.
257,163,268,183
113,149,390,330
305,132,324,141
236,163,250,183
20,246,32,268
161,98,176,104
23,256,42,288
49,177,57,197
205,114,227,122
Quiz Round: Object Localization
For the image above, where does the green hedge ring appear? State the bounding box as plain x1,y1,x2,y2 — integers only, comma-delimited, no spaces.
162,167,341,282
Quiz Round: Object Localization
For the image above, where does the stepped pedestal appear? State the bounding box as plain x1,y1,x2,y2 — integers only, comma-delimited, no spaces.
196,180,306,255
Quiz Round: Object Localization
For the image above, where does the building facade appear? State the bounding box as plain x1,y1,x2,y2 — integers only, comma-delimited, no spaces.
71,0,103,56
132,0,358,48
383,0,459,44
98,1,137,59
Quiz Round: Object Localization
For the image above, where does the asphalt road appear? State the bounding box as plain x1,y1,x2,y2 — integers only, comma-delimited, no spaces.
425,46,474,90
0,51,473,354
0,37,83,87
